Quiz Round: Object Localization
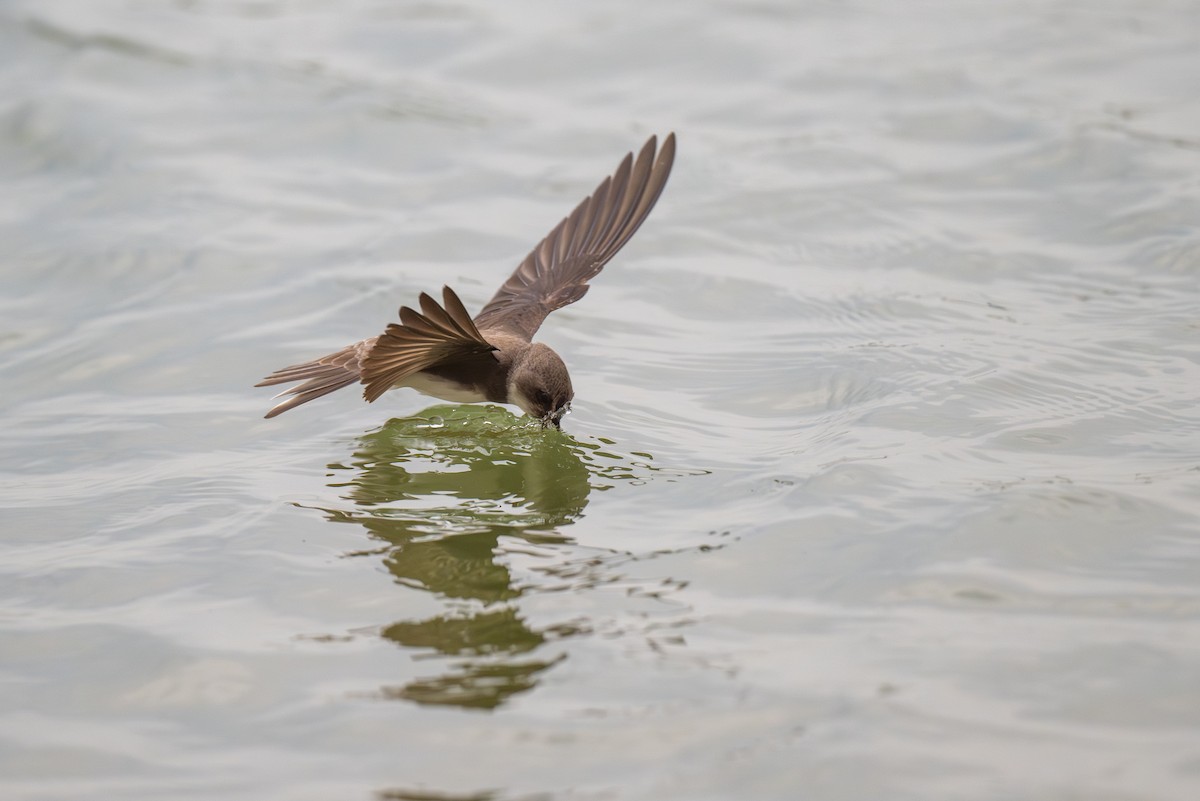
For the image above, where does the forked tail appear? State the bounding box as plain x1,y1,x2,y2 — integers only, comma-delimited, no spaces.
254,338,374,418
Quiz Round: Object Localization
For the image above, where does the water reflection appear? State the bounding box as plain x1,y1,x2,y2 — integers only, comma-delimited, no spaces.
316,405,591,709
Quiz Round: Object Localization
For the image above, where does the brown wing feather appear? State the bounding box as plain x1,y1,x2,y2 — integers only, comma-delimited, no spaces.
473,132,676,339
360,285,496,403
256,339,373,418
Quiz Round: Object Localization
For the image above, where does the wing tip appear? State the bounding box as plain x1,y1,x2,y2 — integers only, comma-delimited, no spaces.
660,131,677,162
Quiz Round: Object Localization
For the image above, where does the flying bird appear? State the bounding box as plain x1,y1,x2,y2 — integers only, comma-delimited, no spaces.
256,132,676,429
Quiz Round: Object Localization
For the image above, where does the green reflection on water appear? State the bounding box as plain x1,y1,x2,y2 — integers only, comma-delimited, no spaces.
315,405,610,709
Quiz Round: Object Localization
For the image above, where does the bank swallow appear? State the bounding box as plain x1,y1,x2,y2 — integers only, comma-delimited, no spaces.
257,133,676,429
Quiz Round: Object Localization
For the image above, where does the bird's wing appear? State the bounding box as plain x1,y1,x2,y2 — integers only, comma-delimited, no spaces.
472,132,676,340
359,285,497,402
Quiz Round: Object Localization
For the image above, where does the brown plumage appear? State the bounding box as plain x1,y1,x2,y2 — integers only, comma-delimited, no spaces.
254,340,371,419
256,132,676,427
360,286,496,403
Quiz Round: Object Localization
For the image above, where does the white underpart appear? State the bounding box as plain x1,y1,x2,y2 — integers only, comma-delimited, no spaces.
506,375,537,418
401,372,490,405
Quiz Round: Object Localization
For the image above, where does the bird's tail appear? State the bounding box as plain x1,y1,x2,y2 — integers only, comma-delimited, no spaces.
255,339,373,418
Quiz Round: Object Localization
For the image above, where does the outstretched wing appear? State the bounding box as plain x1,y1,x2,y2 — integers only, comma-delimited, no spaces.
472,132,676,340
359,285,496,402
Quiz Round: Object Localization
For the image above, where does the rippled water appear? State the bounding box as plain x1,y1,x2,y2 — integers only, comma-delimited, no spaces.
3,1,1199,799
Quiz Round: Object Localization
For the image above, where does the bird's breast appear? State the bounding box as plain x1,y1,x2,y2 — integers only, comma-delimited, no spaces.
402,371,492,404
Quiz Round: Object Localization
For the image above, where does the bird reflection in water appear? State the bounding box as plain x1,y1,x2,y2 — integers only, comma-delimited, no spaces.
314,404,594,710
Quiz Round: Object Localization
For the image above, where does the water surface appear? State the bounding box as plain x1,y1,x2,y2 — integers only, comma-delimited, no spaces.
2,1,1199,799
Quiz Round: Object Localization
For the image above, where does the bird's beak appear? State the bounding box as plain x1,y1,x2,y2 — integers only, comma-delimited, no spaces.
541,403,570,430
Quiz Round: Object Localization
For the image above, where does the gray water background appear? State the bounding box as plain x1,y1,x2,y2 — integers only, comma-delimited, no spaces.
2,1,1199,799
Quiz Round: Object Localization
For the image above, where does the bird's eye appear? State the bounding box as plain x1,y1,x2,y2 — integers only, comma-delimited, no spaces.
534,390,551,407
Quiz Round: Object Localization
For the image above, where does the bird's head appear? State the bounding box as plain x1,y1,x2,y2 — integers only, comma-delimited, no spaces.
509,343,574,429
